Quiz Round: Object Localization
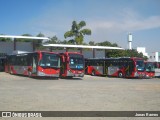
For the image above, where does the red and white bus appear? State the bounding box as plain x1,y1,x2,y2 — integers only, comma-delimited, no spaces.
60,52,84,78
144,61,155,78
153,62,160,77
5,51,60,77
85,57,146,78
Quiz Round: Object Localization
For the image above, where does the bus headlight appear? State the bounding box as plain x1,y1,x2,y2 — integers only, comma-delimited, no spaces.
134,72,138,77
78,71,82,74
37,71,45,76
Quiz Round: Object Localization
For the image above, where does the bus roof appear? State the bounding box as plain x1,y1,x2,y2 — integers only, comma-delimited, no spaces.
0,35,49,40
43,44,124,50
85,57,143,60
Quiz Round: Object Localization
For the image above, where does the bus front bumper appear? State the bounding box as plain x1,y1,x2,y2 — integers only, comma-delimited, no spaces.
134,72,146,78
37,71,59,77
67,70,84,77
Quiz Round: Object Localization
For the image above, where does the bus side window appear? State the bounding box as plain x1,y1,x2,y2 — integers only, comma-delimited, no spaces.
11,56,16,65
20,57,24,66
154,62,158,68
16,56,20,66
158,63,160,68
97,62,99,66
23,56,27,66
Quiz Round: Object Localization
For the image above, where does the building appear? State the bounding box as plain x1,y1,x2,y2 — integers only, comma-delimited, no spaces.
0,35,49,55
148,52,160,62
0,41,33,54
128,33,132,50
137,47,148,57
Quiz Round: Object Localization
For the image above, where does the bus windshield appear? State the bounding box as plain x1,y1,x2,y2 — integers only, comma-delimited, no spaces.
69,53,84,70
145,62,155,72
136,60,145,72
39,53,60,68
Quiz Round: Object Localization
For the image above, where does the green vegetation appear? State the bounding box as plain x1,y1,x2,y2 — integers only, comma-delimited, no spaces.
64,21,91,44
0,34,12,42
93,41,148,60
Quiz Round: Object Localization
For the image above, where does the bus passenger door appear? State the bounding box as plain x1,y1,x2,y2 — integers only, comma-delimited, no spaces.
32,54,38,74
60,55,66,77
28,54,38,76
125,60,134,77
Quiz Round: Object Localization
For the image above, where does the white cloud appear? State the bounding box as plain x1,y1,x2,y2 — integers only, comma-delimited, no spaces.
88,15,160,33
26,7,160,51
130,16,160,31
85,9,160,48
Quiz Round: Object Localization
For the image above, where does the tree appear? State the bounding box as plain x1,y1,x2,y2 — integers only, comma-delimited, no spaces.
96,41,118,47
16,34,33,42
64,21,91,44
44,36,60,44
105,49,146,59
35,32,45,47
96,41,146,59
106,50,124,58
89,41,95,45
0,37,12,42
112,43,118,47
143,56,148,61
36,32,45,37
123,49,144,58
60,40,68,44
97,41,112,46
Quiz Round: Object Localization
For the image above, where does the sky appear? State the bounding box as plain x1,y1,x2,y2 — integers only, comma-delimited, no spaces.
0,0,160,53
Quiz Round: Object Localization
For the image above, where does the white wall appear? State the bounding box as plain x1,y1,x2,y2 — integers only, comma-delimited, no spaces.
148,52,160,62
0,42,33,54
137,47,148,57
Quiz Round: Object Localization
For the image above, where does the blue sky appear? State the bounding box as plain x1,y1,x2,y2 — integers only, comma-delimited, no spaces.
0,0,160,53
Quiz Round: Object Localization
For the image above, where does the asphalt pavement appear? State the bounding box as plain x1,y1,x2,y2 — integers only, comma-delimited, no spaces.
0,72,160,120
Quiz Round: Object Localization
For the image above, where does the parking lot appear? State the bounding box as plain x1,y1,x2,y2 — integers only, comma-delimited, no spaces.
0,72,160,120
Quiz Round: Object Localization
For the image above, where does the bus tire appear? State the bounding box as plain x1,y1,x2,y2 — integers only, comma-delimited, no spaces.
67,76,73,79
91,70,96,76
118,72,123,78
10,70,13,74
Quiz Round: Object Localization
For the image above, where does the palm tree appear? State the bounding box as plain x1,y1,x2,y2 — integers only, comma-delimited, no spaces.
64,21,91,44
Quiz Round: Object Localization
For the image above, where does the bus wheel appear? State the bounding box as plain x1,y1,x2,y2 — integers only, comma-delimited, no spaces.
28,71,32,77
10,70,13,74
118,72,123,78
91,70,96,76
